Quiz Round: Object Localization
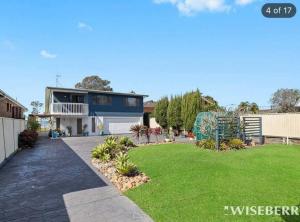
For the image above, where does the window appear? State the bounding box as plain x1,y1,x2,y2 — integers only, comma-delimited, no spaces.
124,97,140,107
92,95,112,105
7,103,9,112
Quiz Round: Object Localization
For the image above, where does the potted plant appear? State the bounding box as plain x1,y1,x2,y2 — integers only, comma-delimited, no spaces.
83,124,89,136
66,126,72,137
97,122,104,136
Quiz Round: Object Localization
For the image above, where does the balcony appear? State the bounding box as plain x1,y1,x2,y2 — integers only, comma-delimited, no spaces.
51,103,89,116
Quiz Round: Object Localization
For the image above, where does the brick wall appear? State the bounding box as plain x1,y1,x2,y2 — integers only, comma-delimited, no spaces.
0,99,24,119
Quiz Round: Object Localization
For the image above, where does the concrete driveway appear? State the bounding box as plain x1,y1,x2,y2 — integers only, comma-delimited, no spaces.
0,135,152,222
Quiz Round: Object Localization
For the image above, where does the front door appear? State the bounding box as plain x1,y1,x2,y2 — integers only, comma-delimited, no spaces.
77,118,82,135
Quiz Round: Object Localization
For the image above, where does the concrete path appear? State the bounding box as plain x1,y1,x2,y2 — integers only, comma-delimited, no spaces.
0,136,153,222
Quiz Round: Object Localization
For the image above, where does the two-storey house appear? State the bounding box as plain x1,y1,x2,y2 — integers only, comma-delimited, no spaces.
45,87,147,135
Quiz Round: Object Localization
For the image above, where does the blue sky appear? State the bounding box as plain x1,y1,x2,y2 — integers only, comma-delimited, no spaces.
0,0,299,112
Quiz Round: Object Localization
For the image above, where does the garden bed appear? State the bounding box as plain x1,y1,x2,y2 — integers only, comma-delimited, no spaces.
92,158,149,192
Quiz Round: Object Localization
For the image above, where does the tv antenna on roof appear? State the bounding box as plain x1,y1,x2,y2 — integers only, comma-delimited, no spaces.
56,74,62,87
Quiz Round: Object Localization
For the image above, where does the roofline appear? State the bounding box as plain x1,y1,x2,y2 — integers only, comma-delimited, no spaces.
0,89,28,111
46,86,149,97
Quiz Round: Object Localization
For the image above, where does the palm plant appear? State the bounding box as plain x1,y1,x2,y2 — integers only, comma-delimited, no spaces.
141,126,152,144
130,124,142,143
152,127,161,143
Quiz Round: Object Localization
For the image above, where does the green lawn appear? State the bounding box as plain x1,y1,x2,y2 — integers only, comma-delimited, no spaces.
126,144,300,222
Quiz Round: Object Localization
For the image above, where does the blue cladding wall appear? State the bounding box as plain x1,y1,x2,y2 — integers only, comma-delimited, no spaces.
88,92,144,116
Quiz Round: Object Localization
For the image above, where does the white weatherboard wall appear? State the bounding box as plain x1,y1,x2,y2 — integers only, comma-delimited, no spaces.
0,117,25,166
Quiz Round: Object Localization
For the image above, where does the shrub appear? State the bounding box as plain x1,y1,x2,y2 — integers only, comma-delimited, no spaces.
27,119,40,132
104,138,121,159
19,130,38,148
152,127,161,142
220,142,230,151
196,139,216,150
130,124,142,142
141,126,151,143
91,144,110,162
115,152,138,176
228,139,245,150
119,136,135,148
92,136,126,161
104,136,118,143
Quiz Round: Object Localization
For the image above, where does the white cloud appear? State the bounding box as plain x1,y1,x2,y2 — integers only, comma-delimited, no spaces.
78,22,93,31
2,40,15,50
235,0,256,5
40,50,57,59
154,0,257,15
154,0,230,15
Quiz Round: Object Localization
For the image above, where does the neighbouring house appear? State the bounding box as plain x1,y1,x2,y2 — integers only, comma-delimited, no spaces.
143,100,155,127
44,87,148,136
0,89,27,119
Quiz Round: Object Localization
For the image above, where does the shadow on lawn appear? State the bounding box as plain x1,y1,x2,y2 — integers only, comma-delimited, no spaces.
280,203,300,222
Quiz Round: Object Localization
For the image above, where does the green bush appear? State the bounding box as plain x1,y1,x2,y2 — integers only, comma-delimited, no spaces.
228,139,245,150
220,142,230,151
104,136,118,143
119,136,135,147
92,136,128,161
115,152,138,176
27,119,41,132
196,139,216,150
91,144,110,162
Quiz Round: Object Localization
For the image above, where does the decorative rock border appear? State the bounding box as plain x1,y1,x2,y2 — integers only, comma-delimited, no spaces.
92,158,150,192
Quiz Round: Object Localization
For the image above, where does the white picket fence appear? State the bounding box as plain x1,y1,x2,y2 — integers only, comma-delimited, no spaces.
0,117,25,166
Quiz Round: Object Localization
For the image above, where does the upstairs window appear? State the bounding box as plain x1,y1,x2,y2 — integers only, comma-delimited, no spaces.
124,97,140,107
93,95,112,105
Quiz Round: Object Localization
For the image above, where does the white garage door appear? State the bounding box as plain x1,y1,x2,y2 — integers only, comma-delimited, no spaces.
103,117,141,134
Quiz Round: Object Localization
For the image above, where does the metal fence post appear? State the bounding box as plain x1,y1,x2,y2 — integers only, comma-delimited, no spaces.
259,117,263,144
215,118,219,151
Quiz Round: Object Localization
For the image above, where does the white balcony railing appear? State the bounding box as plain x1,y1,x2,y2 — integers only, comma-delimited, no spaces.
51,103,89,115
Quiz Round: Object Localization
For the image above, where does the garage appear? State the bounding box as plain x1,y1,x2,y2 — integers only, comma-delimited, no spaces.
103,117,142,134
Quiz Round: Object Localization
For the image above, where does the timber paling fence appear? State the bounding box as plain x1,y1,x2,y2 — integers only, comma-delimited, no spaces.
0,117,25,167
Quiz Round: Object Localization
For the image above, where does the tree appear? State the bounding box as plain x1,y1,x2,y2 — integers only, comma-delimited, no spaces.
237,101,259,114
167,95,182,131
181,89,203,132
270,88,300,113
202,95,219,111
75,75,113,91
154,97,169,129
30,101,43,114
249,103,259,114
238,101,250,113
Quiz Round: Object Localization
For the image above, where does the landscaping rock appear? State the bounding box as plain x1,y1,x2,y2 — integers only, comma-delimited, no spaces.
92,158,150,192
